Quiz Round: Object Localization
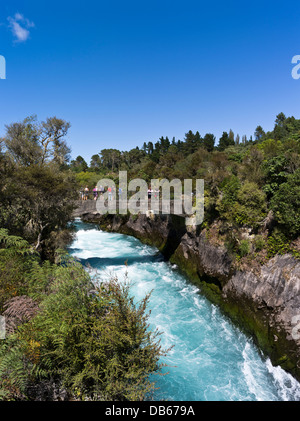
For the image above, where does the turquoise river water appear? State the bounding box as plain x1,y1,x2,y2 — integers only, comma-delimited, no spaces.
69,219,300,401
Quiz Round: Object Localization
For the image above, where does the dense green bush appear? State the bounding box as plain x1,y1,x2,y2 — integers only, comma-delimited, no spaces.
262,155,289,198
267,230,290,257
270,169,300,238
216,175,241,220
238,239,251,258
217,179,267,230
232,181,267,229
253,235,265,252
0,234,167,401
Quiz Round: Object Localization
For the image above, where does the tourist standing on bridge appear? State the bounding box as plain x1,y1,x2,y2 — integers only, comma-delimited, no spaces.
93,186,98,200
108,186,112,201
84,186,89,201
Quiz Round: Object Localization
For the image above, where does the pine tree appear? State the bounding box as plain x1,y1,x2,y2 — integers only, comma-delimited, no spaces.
203,133,215,152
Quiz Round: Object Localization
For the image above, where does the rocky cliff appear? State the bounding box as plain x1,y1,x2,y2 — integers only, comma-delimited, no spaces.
173,231,300,378
73,200,300,381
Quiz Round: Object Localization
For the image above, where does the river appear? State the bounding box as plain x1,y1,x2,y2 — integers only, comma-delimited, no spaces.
69,219,300,401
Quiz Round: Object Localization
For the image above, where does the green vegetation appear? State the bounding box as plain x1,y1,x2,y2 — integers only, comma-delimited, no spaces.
0,115,77,260
270,169,300,237
0,116,167,401
0,233,166,400
71,112,300,262
238,240,251,258
0,111,300,400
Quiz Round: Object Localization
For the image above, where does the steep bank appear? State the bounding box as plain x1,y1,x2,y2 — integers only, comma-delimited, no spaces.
73,200,300,381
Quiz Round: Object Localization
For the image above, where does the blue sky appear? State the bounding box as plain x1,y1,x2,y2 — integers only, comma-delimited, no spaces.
0,0,300,163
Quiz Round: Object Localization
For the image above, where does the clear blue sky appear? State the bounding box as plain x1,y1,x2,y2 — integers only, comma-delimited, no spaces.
1,0,300,163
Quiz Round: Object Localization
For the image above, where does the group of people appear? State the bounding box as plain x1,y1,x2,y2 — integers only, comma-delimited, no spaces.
80,185,160,202
80,185,122,201
81,186,193,202
147,187,160,199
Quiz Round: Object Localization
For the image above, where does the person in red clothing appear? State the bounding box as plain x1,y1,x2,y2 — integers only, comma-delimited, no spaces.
93,186,98,200
108,186,112,201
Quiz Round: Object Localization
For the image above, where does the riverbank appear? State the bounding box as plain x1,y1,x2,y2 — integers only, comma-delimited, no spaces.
73,200,300,382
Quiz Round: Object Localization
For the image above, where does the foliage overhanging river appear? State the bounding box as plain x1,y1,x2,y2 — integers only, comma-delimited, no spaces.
69,219,300,401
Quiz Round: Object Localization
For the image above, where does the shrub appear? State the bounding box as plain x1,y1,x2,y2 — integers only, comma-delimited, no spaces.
253,235,265,252
216,175,241,220
270,169,300,238
238,239,251,257
267,230,290,257
232,181,267,229
262,155,288,198
0,233,168,401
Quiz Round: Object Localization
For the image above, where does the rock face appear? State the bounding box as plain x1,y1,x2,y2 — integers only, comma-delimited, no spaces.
73,200,98,218
74,203,300,381
222,255,300,376
174,231,233,283
224,255,300,311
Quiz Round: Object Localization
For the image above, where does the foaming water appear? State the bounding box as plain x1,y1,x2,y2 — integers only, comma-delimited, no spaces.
69,220,300,401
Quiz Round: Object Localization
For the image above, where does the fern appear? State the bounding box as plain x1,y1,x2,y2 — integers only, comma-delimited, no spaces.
0,229,34,256
0,232,168,401
0,337,30,400
3,296,39,334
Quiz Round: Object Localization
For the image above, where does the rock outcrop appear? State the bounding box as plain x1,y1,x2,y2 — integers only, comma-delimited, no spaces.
222,255,300,375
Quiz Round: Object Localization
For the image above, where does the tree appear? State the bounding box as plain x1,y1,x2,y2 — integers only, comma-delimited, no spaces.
2,116,42,166
70,156,88,173
1,164,78,258
147,141,154,155
218,132,232,151
100,149,122,172
142,142,147,153
183,130,196,155
228,129,235,143
163,136,171,152
0,117,78,260
156,145,182,178
89,154,102,171
254,125,265,143
273,112,287,140
270,169,300,238
242,135,247,145
127,148,144,166
194,131,203,149
39,117,71,166
2,116,71,167
203,133,215,152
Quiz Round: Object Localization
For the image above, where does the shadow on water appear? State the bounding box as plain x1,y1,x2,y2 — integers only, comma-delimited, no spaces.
75,253,164,269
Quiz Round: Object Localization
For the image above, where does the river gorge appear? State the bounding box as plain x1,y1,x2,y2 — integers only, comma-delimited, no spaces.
69,217,300,401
